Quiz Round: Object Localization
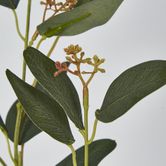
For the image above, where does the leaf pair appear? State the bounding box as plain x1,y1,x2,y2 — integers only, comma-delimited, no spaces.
5,46,117,164
6,70,75,145
6,47,84,145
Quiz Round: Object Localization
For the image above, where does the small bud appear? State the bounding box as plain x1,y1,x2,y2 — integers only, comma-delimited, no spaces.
93,55,100,63
66,56,73,62
80,52,85,59
64,44,82,55
82,58,92,64
55,61,61,70
97,68,106,73
100,58,105,64
54,61,68,77
54,71,60,77
61,63,68,70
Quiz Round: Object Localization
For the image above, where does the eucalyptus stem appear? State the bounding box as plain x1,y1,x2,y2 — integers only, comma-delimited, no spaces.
13,0,32,165
12,10,25,42
18,144,24,166
24,0,32,49
47,36,60,57
19,144,24,166
14,105,23,164
88,119,98,144
0,157,7,166
68,145,77,166
3,131,15,163
83,86,89,166
36,36,46,49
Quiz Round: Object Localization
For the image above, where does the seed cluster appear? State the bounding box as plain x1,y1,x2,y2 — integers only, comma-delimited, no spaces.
54,45,106,85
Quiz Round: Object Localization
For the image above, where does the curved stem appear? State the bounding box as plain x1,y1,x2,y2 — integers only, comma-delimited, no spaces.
42,4,48,22
0,157,7,166
77,64,86,86
0,129,15,164
36,36,46,49
88,119,98,144
86,69,96,86
68,145,77,166
14,105,23,164
14,0,32,165
47,36,60,57
12,10,25,41
4,133,15,163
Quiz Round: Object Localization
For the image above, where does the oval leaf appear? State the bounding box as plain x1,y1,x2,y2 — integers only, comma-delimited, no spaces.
96,60,166,123
0,0,20,9
24,47,84,130
37,0,124,36
56,139,117,166
6,100,41,144
6,70,75,145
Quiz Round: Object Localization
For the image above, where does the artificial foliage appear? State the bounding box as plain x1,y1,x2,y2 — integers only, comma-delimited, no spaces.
0,0,165,166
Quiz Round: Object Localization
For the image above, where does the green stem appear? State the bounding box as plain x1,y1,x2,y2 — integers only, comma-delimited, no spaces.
36,36,46,49
4,132,15,163
0,129,15,164
68,145,77,166
83,86,89,166
47,36,60,57
18,145,24,166
86,70,96,86
24,0,32,49
12,10,25,41
22,61,26,82
14,0,32,165
14,106,22,164
0,157,7,166
88,119,98,144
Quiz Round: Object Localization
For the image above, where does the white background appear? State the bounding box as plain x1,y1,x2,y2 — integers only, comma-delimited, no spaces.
0,0,166,165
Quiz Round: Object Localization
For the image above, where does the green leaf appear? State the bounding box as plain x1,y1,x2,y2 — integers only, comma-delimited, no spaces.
0,115,7,132
6,100,41,144
96,60,166,123
5,83,50,144
24,47,84,130
0,0,20,9
56,139,117,166
76,0,92,7
37,0,124,36
6,70,75,145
